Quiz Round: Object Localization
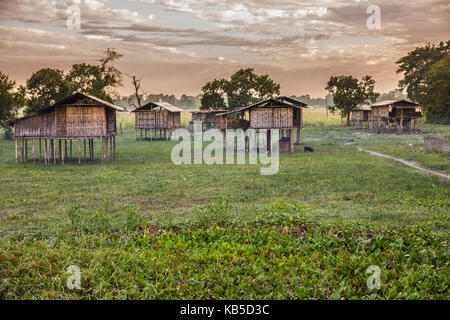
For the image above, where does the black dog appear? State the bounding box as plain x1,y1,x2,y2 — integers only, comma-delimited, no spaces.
304,146,314,152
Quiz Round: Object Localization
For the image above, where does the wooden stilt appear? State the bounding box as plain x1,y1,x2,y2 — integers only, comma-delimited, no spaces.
15,139,18,164
91,139,94,160
53,139,56,164
297,127,302,145
78,139,81,164
140,129,143,141
289,129,294,153
70,140,72,158
32,138,36,162
39,138,42,161
62,140,65,165
25,138,28,162
84,139,86,161
150,129,152,141
43,139,47,165
58,140,62,163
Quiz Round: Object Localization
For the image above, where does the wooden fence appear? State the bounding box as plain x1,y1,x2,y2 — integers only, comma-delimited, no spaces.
424,135,450,155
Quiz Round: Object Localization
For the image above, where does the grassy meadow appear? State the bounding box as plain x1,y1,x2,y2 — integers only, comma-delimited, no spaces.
0,109,449,299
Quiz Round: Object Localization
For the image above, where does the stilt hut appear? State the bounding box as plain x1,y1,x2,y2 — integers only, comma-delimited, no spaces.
217,96,307,152
370,100,423,133
132,101,184,140
189,110,227,131
7,92,124,165
351,105,372,129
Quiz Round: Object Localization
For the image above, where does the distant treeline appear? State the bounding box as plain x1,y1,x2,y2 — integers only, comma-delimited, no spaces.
115,94,202,111
115,89,409,111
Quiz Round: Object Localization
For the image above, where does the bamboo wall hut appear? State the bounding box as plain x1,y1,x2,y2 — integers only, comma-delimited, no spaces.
189,110,232,131
217,97,308,153
8,92,124,165
370,100,423,133
132,101,184,140
351,105,372,129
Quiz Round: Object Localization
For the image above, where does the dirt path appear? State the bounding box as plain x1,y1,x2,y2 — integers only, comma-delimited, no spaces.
356,147,450,181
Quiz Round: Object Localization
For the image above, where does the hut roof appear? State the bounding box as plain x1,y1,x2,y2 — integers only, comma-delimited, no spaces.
371,100,420,108
132,101,184,113
354,105,372,111
216,96,307,116
7,92,124,125
189,110,227,114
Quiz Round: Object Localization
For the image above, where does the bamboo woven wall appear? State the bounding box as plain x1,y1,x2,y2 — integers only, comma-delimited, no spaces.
64,106,107,137
352,111,364,121
372,107,389,119
135,110,181,129
106,108,116,134
14,112,55,137
250,108,293,129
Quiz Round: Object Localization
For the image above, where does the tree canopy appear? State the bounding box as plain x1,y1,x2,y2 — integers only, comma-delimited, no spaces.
200,68,280,110
0,71,25,128
396,41,450,123
325,75,379,125
25,48,122,114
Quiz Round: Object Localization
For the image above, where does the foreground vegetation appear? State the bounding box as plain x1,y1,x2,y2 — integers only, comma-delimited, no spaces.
1,200,448,299
0,114,448,299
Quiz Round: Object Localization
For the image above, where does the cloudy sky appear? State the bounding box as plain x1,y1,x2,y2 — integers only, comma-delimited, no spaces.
0,0,448,98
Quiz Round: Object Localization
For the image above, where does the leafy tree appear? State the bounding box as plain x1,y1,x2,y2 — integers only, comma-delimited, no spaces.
396,41,449,106
0,72,25,138
25,68,70,114
200,68,280,110
67,48,123,103
326,75,379,126
421,53,450,123
200,79,226,110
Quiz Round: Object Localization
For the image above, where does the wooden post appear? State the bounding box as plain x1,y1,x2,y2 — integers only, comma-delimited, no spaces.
32,138,36,162
62,140,65,165
109,137,113,161
58,140,62,163
105,138,109,163
297,127,302,145
120,123,122,135
53,139,56,164
39,138,42,161
84,139,86,161
101,138,104,164
150,128,153,141
21,138,24,163
43,139,47,165
25,138,27,162
165,129,168,141
91,139,94,160
289,129,294,153
267,130,272,153
399,109,404,134
77,139,81,164
69,140,72,158
140,129,143,141
15,139,18,164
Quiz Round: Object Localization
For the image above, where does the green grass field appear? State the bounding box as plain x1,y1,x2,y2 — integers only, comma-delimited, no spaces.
0,110,449,299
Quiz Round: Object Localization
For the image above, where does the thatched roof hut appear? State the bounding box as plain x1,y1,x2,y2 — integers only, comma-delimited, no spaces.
370,100,423,133
217,96,308,152
132,101,184,140
8,92,124,164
